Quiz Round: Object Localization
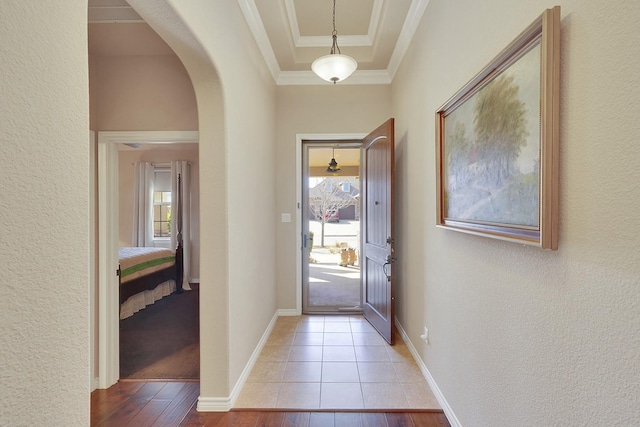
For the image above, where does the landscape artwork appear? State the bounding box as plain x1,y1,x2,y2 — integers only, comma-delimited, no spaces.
442,43,541,228
436,6,559,249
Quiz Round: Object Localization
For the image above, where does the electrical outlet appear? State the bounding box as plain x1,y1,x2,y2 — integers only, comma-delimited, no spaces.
420,326,429,343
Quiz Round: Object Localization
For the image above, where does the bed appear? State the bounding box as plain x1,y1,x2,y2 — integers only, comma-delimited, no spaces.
118,172,185,319
118,246,184,319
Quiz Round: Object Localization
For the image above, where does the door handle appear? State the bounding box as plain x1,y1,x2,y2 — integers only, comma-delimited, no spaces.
382,255,397,281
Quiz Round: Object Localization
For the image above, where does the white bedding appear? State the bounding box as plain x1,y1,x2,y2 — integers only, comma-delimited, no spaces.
118,247,176,320
119,280,175,320
118,247,175,284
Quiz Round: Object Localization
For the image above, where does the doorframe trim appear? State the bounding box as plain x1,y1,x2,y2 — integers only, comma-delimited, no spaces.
96,130,198,389
295,133,366,315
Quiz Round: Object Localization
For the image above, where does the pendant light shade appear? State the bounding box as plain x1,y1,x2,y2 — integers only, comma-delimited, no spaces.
312,54,358,84
312,0,358,84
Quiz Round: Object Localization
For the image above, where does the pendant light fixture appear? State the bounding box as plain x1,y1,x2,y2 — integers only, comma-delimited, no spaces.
311,0,358,84
327,148,341,173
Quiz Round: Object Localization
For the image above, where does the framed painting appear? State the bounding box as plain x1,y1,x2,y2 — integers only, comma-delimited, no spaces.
436,6,560,249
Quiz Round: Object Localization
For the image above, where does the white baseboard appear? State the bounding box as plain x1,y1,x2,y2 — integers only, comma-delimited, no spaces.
197,311,280,412
394,318,462,427
197,396,233,412
189,278,200,284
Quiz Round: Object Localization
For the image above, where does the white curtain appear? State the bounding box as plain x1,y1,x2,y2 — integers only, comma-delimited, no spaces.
171,160,192,291
132,161,154,247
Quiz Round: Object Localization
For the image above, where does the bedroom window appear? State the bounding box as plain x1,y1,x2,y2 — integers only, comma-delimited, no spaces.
153,168,172,238
153,191,172,237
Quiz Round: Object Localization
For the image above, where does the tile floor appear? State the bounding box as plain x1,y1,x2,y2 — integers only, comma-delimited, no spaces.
234,315,441,410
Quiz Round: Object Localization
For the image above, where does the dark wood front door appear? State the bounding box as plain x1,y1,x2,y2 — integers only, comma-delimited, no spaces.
361,119,395,344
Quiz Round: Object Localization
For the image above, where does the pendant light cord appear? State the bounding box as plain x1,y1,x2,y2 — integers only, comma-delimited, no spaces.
311,0,357,83
331,0,341,55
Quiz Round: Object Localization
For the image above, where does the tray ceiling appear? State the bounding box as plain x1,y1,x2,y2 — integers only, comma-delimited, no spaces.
88,0,429,85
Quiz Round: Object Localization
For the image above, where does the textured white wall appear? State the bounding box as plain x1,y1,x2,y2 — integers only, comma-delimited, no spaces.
392,0,640,425
0,1,90,425
128,0,278,400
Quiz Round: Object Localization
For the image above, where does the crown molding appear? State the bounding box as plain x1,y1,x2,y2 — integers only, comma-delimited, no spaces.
88,4,144,23
295,34,374,48
237,0,282,82
387,0,430,79
285,0,383,48
238,0,427,86
97,131,199,144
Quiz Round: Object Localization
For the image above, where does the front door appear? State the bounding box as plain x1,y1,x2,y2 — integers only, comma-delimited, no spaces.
302,142,362,313
361,119,395,344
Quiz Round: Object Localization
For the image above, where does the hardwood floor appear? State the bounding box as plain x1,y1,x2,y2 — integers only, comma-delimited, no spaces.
91,381,450,426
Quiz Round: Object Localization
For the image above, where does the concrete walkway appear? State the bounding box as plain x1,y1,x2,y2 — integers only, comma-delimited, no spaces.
307,220,360,308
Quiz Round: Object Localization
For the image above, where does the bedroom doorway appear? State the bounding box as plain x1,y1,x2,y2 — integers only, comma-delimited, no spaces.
97,131,200,387
117,142,201,380
302,141,362,314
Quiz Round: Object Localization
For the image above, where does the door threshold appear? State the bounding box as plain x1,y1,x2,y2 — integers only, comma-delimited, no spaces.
303,309,363,315
338,306,363,312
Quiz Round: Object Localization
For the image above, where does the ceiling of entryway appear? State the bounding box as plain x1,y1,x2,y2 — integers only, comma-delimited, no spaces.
88,0,429,85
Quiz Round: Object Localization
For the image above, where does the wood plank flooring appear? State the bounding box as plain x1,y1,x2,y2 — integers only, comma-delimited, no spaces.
91,381,450,427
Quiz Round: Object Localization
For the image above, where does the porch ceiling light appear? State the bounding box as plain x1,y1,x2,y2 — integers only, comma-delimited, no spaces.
327,148,341,173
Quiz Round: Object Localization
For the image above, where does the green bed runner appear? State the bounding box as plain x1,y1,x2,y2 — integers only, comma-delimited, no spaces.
121,256,175,279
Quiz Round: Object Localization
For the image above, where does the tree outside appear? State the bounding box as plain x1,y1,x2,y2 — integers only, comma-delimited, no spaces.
473,74,529,188
445,71,538,226
308,177,358,247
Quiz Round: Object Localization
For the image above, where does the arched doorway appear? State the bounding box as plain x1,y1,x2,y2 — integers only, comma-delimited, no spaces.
90,0,227,395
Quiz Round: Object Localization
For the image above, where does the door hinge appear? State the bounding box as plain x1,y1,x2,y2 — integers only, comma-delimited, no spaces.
386,236,394,245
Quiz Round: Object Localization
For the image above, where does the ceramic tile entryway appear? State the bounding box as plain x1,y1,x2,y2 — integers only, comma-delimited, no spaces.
233,315,441,410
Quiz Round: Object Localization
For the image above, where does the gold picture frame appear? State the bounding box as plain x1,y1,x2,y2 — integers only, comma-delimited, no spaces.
436,6,560,249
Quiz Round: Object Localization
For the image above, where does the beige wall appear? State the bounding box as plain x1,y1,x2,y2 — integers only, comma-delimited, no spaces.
0,1,90,425
392,0,640,425
119,146,201,280
275,85,392,309
90,53,198,131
